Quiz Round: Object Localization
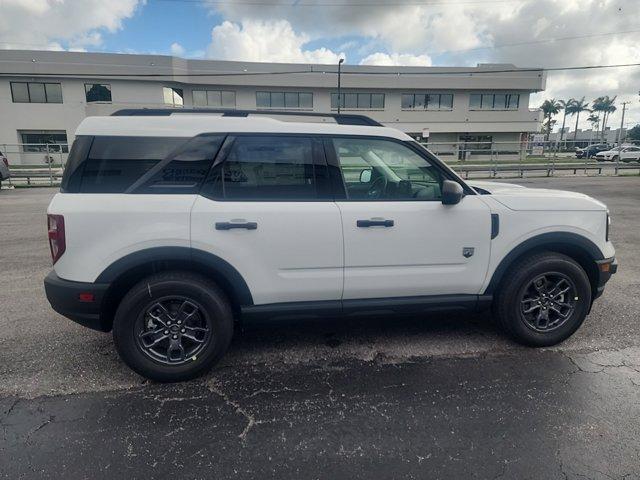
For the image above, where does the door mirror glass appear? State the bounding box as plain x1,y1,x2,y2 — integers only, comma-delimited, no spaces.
359,169,372,183
441,179,464,205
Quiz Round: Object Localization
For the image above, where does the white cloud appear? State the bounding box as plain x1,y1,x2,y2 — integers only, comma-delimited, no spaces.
360,52,432,66
207,0,640,127
207,20,344,64
170,42,185,56
0,0,142,50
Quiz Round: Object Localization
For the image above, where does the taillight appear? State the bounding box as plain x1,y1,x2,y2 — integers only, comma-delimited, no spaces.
47,214,66,264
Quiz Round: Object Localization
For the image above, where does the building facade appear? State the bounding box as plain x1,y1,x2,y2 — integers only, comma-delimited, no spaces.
0,50,545,164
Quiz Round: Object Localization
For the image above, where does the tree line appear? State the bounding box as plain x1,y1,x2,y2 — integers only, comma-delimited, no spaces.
540,96,618,142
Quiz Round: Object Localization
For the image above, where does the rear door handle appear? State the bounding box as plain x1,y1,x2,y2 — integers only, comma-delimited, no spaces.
215,221,258,230
357,219,394,228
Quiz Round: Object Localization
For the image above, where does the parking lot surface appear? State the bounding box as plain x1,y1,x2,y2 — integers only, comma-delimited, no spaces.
1,176,639,479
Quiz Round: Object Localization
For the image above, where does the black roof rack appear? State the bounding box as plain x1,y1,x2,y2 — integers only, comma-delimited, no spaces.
111,108,383,127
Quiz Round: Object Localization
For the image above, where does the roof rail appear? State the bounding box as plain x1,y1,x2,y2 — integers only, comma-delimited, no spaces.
111,108,383,127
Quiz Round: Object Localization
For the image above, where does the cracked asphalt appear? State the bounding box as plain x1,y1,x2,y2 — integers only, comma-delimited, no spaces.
1,176,640,479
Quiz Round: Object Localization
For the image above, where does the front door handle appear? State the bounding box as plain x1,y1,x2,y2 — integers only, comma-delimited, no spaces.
215,221,258,230
357,219,394,228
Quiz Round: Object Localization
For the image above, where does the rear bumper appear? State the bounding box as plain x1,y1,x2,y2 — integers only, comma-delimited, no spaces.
594,257,617,299
44,271,111,332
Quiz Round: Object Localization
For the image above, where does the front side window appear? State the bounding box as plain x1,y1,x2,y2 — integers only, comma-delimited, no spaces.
212,136,320,200
85,84,112,103
163,87,184,107
11,82,62,103
332,137,443,201
192,89,236,108
256,91,312,109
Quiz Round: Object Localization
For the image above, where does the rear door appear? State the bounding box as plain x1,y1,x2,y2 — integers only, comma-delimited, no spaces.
328,136,492,300
191,134,343,306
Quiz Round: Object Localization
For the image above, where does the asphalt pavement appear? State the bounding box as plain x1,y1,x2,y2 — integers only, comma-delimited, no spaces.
1,176,639,479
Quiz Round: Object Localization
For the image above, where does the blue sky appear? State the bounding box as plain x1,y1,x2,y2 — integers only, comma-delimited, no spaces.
102,1,218,58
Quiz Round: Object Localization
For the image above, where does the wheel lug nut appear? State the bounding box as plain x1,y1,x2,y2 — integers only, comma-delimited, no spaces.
172,335,178,339
181,328,185,333
164,330,169,335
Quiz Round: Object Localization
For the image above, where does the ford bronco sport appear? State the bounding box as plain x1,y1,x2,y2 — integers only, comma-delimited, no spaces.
44,110,617,382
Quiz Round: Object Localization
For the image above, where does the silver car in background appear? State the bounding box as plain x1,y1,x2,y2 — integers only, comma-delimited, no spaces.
0,151,10,187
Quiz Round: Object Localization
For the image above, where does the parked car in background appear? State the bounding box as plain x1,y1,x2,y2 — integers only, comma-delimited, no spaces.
595,145,640,162
0,151,10,188
575,144,610,159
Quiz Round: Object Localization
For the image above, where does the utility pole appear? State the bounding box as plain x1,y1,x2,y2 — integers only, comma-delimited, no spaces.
337,58,344,114
615,101,629,175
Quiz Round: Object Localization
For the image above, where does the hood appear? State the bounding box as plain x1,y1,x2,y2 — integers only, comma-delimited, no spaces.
468,181,607,211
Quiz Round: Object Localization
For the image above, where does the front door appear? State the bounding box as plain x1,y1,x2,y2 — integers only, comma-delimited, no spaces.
191,135,343,306
329,136,492,300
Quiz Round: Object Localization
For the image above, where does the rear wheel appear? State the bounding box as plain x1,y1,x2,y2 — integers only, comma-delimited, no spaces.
494,252,591,347
113,271,233,382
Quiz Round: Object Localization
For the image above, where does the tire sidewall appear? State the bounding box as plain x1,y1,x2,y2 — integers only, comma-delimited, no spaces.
502,256,591,346
113,275,233,382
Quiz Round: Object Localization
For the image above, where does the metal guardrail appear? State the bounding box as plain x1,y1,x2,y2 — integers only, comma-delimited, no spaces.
3,139,639,188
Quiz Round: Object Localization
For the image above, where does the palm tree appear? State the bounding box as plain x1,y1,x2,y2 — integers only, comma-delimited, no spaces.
587,113,600,143
566,97,590,142
541,99,563,141
592,96,617,141
557,99,574,145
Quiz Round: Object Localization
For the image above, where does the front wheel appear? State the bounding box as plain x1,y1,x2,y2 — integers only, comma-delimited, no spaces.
113,271,233,382
494,252,592,347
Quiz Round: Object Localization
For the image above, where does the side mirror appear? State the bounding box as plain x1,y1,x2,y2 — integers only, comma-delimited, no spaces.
441,180,464,205
359,169,372,183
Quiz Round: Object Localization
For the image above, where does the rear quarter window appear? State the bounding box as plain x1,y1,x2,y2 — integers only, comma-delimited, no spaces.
62,135,224,194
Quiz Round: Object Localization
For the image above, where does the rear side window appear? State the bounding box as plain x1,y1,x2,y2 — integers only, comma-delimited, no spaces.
206,136,323,201
63,135,223,194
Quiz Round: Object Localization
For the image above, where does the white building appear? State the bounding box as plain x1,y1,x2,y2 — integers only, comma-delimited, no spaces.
0,50,545,164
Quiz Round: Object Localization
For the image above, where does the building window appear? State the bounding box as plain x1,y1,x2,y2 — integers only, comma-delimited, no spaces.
469,93,519,110
256,91,313,109
19,130,68,153
192,90,236,108
163,87,184,107
331,93,385,110
401,93,453,111
10,82,62,103
85,84,112,103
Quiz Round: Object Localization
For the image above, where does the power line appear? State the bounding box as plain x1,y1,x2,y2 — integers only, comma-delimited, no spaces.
3,27,639,59
1,62,640,78
149,0,527,5
428,28,640,56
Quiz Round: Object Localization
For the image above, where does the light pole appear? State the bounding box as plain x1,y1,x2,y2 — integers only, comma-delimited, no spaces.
337,58,344,114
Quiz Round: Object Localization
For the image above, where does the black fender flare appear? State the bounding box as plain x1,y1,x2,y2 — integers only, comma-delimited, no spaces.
484,232,604,295
96,246,253,306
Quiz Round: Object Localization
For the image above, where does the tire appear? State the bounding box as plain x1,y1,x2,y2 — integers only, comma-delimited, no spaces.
612,155,618,162
113,271,233,382
494,252,592,347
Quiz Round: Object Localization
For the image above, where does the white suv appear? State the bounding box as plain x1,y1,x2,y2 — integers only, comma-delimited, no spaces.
44,110,617,382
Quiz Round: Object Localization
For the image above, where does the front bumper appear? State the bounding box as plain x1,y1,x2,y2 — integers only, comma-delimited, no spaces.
594,257,617,299
44,271,111,332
